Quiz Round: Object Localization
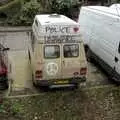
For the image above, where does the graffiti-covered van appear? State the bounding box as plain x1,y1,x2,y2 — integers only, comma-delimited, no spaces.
28,14,87,88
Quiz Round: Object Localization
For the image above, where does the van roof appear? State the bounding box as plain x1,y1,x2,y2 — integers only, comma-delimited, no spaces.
83,5,120,18
35,14,78,26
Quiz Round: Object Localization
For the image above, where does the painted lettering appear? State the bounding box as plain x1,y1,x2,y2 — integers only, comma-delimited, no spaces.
44,35,79,43
45,26,70,34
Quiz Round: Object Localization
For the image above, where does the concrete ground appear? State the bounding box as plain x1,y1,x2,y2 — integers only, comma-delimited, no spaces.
7,51,110,96
86,62,109,86
0,27,112,96
0,50,110,97
8,51,108,87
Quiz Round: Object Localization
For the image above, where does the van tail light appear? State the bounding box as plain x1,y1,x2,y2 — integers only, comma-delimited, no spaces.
80,67,87,75
35,70,42,78
0,67,7,75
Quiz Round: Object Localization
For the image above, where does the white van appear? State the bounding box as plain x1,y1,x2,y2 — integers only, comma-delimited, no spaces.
78,5,120,82
28,14,87,88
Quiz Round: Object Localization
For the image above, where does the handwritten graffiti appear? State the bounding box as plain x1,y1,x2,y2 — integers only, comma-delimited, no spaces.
45,26,70,34
44,35,80,43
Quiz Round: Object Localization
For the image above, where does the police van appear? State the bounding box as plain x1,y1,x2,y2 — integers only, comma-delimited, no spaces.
28,14,87,88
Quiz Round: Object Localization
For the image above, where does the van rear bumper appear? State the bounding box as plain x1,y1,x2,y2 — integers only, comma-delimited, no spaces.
35,77,86,87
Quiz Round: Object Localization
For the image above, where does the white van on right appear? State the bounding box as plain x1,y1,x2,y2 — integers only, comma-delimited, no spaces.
78,4,120,82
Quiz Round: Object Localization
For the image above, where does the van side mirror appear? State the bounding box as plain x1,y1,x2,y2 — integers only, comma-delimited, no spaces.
3,48,10,51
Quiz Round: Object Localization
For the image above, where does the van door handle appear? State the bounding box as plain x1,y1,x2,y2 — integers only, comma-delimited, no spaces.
115,57,119,62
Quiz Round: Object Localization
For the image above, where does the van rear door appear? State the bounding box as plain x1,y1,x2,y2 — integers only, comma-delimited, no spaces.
43,44,62,80
62,43,80,78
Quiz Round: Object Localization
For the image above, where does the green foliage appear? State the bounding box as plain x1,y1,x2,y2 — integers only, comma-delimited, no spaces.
49,0,79,17
50,0,72,12
0,104,6,113
0,0,22,26
0,0,14,6
10,0,46,25
11,102,24,115
0,0,21,18
0,0,79,26
0,99,24,117
20,1,43,24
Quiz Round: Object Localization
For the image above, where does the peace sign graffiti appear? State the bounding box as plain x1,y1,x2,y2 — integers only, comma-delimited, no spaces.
46,62,58,76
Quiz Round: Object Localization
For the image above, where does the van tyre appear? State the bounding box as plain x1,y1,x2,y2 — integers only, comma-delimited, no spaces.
86,49,95,63
84,45,89,53
107,67,120,85
74,83,79,89
40,86,49,92
109,72,120,84
86,49,91,62
33,81,38,87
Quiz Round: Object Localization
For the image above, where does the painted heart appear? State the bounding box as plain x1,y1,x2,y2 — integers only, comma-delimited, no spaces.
73,27,79,32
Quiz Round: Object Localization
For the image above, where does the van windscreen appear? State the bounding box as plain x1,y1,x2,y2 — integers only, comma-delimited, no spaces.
64,44,79,58
44,45,60,59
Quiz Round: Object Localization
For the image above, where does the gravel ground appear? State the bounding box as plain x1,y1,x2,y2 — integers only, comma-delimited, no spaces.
0,27,114,97
0,27,119,120
0,85,120,120
0,59,112,97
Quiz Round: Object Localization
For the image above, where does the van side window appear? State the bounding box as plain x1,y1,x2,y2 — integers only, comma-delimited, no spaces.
64,44,79,58
118,42,120,54
44,45,60,59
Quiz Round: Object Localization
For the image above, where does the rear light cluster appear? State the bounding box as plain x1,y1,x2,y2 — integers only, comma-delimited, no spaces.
0,67,7,75
80,67,87,75
35,70,42,78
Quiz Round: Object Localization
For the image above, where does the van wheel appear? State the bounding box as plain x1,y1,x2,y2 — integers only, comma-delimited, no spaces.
40,86,49,92
86,49,94,63
84,45,89,53
86,49,91,62
109,70,120,84
33,81,37,87
74,83,79,89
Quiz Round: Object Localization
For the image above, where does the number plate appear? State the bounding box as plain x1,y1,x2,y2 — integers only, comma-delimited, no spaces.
54,80,68,84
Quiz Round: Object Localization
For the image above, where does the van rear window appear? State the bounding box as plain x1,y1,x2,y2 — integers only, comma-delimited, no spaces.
64,44,79,58
44,45,60,59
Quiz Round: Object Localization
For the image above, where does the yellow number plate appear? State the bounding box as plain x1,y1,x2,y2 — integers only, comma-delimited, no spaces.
54,80,68,84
